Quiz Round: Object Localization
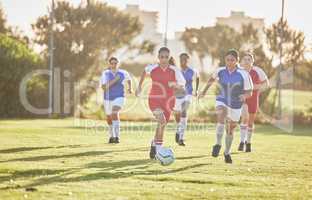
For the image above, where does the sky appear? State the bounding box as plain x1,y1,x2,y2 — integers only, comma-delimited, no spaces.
1,0,311,44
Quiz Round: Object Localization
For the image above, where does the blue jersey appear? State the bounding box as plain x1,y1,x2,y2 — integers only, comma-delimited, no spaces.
212,66,253,109
100,69,130,101
177,67,198,99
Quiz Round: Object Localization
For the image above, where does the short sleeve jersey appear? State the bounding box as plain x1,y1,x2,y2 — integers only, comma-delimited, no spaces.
212,66,253,109
100,69,130,100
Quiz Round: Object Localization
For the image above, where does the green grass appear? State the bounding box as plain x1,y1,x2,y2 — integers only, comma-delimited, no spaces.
0,119,311,199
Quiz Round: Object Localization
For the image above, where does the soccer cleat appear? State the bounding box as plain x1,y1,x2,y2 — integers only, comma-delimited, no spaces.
212,144,221,157
149,145,156,159
178,140,186,146
238,142,244,151
175,133,179,143
114,137,120,144
224,153,233,164
245,143,251,152
108,137,114,144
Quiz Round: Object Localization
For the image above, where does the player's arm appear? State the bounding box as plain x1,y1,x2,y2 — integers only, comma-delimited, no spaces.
254,67,269,91
194,71,200,96
254,78,269,91
169,67,186,91
127,79,132,94
135,70,146,97
198,77,215,98
123,70,132,94
239,72,254,102
240,89,253,102
101,74,120,92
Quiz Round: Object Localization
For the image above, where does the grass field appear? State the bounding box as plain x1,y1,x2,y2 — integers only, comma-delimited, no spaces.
0,119,311,200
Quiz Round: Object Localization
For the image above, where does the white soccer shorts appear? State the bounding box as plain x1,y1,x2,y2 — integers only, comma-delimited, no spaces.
174,95,192,112
103,97,125,115
215,101,242,122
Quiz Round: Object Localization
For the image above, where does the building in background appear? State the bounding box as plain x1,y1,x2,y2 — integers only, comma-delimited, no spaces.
113,6,267,70
124,4,163,44
217,11,265,38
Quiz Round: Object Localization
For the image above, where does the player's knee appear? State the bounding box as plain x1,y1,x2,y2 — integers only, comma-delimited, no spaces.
226,121,236,135
248,124,254,130
106,115,112,124
241,117,249,125
153,109,166,125
175,112,181,122
111,112,119,120
181,110,187,118
216,106,226,118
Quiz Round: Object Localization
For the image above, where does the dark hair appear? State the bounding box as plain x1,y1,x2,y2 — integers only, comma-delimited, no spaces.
225,49,239,60
169,56,176,66
158,47,170,54
179,53,190,59
243,52,254,62
109,57,118,63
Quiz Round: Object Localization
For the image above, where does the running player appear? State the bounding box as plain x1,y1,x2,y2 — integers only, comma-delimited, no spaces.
135,47,185,159
199,49,253,163
238,52,269,152
174,53,199,146
100,57,132,144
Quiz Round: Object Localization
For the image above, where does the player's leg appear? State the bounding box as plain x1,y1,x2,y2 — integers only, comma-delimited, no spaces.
246,113,256,152
245,97,258,152
178,100,191,146
174,98,182,143
212,104,227,157
238,103,249,151
111,106,121,143
106,115,114,143
150,108,167,159
104,101,114,143
223,106,241,163
111,97,124,143
224,120,237,163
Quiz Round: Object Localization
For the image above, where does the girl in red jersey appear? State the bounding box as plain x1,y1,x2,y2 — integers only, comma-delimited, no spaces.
135,47,185,159
238,53,269,152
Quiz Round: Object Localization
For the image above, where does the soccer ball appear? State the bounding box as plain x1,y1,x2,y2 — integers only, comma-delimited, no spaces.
155,147,175,166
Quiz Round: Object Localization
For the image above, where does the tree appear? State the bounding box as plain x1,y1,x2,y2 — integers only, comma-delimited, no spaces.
181,25,241,70
32,1,143,115
265,19,307,114
181,19,309,116
0,34,45,118
0,5,8,34
266,19,306,70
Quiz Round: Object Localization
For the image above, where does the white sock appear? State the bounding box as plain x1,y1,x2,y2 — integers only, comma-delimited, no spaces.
112,120,120,138
177,120,183,135
179,117,187,140
108,124,113,138
246,127,253,143
224,134,234,155
152,139,163,152
216,123,225,145
240,124,248,143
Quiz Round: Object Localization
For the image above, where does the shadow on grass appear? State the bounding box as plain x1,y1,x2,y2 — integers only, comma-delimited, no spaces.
0,151,112,163
0,169,68,185
4,154,210,189
175,155,208,160
0,145,83,154
0,147,148,163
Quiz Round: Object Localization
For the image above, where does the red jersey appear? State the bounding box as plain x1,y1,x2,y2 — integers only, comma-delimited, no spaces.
145,64,185,121
245,66,268,113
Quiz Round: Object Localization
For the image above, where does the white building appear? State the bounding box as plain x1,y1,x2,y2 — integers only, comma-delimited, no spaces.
217,11,264,32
